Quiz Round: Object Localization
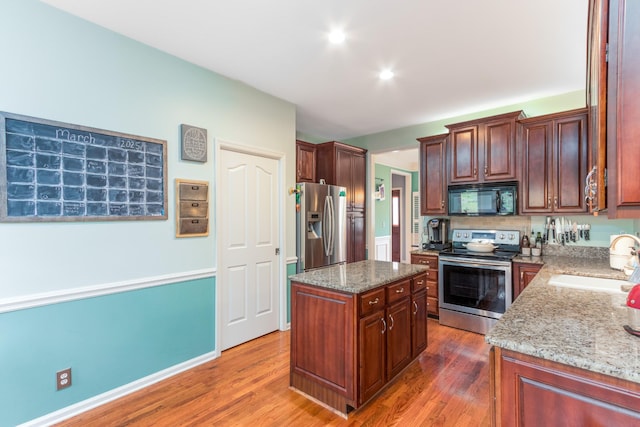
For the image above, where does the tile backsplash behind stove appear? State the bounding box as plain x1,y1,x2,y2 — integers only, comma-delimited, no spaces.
422,215,639,250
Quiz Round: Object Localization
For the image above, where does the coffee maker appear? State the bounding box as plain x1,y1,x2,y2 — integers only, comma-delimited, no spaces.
423,218,450,250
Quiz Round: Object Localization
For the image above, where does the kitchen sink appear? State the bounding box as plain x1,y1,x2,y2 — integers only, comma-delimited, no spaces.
547,274,628,294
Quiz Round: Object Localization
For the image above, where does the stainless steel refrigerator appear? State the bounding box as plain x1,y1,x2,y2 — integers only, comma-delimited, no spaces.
296,183,347,272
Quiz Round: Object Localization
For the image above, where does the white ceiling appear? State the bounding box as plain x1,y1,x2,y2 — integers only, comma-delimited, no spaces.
42,0,588,148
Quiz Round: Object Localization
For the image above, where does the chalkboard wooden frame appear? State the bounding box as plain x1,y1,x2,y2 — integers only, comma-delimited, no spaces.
0,111,168,222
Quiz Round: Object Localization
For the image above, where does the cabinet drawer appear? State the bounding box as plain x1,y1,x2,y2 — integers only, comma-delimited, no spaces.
179,201,208,218
387,279,411,304
178,218,208,235
360,288,386,317
179,183,208,200
426,280,438,298
427,296,439,315
411,255,438,269
412,273,428,292
423,268,438,282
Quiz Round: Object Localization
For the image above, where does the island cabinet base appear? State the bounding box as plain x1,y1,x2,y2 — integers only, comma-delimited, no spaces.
290,271,428,416
492,347,640,426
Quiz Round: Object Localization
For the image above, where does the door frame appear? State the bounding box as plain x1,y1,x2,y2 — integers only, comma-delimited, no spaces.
390,170,412,263
214,138,286,354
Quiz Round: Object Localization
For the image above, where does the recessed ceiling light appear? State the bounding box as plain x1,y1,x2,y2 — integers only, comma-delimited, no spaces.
328,29,346,44
379,69,394,80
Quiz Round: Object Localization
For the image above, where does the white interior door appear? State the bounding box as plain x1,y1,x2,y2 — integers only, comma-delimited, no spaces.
219,147,280,350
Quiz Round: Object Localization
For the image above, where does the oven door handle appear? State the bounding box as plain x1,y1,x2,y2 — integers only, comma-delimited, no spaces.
439,257,512,268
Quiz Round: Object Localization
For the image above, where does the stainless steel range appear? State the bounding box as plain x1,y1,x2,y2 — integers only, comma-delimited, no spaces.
438,229,520,334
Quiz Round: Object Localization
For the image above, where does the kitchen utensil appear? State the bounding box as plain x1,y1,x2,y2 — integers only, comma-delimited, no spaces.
465,241,498,252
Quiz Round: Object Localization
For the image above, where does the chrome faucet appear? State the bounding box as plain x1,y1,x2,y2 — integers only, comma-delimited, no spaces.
610,234,640,265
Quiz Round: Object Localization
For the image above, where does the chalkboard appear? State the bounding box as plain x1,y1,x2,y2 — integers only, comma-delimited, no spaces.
0,112,168,222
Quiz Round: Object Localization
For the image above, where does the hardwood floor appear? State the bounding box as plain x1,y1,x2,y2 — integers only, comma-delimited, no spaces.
55,319,492,426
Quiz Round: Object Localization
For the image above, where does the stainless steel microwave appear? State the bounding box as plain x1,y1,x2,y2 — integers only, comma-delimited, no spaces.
448,182,517,216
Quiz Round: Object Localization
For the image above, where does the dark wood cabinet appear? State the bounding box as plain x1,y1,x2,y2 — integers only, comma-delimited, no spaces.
358,309,386,403
347,211,366,263
317,141,367,261
446,111,523,185
519,109,588,214
417,134,447,215
511,262,542,300
317,141,367,212
291,270,427,414
586,0,609,213
295,140,316,183
410,254,439,317
411,289,427,358
493,347,640,426
606,0,640,218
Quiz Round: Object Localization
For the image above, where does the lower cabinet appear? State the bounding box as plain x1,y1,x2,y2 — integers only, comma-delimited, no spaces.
410,253,439,317
511,262,542,300
291,272,428,414
493,347,640,426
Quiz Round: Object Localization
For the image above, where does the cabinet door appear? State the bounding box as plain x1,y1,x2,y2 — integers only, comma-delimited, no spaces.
351,151,366,211
347,211,366,263
411,290,427,358
520,121,553,214
418,134,447,215
499,349,640,426
386,299,412,380
449,125,479,184
607,0,640,218
512,263,542,300
296,140,316,183
336,148,353,205
484,119,517,182
554,114,588,213
359,311,386,404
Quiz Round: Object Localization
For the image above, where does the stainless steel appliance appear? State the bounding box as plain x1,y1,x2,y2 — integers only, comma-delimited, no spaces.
423,218,451,250
448,182,517,216
438,229,520,334
296,182,347,272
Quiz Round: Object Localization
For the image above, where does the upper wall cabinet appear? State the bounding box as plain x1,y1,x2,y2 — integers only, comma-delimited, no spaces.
586,0,609,213
445,111,524,185
606,0,640,218
519,108,588,214
417,133,448,215
316,141,367,212
296,140,316,183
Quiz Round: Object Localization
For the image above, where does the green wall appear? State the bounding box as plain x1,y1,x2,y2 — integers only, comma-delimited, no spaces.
0,1,295,424
374,164,418,237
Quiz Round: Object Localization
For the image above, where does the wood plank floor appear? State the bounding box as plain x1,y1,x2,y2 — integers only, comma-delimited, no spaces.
55,319,492,426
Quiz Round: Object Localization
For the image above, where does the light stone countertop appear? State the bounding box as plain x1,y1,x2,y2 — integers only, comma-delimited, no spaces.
289,260,428,294
485,255,640,384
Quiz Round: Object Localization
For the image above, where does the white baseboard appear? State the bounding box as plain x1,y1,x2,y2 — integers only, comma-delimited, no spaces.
19,350,219,427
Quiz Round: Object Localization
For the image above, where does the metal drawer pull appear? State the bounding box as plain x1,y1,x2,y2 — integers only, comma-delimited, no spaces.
381,318,387,334
413,301,418,315
388,314,395,330
368,297,380,305
395,288,405,294
417,280,424,285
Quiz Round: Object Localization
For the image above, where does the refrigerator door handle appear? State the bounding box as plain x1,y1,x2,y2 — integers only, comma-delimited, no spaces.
323,195,332,256
328,195,335,256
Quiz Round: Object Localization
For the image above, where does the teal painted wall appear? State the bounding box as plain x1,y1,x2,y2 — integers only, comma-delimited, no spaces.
0,1,295,424
374,164,392,237
344,90,585,152
0,278,215,426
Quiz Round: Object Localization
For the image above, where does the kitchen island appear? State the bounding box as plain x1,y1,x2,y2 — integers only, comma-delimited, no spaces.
289,260,428,416
485,256,640,425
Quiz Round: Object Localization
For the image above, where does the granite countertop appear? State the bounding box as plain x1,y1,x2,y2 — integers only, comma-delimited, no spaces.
410,249,441,257
289,260,428,294
486,255,640,384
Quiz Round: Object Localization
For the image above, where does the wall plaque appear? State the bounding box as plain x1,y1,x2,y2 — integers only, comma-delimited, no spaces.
180,124,207,162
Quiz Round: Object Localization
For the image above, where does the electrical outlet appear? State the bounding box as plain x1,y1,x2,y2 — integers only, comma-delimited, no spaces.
56,368,72,390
